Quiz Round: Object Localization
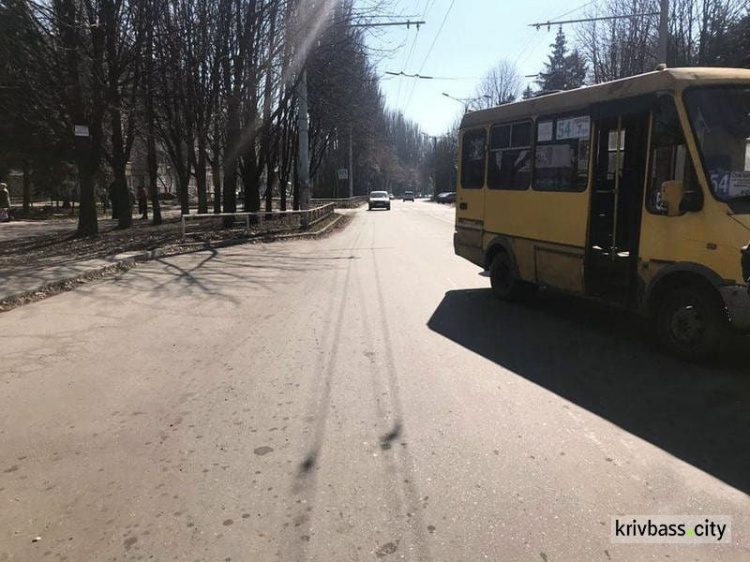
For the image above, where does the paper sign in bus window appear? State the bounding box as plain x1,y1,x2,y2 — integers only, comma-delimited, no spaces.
535,144,574,168
711,171,750,198
557,116,590,140
468,137,484,161
537,121,553,142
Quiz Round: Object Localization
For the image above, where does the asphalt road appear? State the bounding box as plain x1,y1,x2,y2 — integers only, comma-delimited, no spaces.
1,201,749,561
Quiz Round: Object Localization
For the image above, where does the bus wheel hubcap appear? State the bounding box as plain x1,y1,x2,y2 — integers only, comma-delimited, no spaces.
670,305,704,345
495,261,510,289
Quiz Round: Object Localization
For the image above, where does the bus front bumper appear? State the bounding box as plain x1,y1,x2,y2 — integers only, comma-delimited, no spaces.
720,284,750,333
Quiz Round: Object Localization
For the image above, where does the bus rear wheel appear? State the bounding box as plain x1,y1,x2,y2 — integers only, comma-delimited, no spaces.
655,285,726,362
489,251,534,302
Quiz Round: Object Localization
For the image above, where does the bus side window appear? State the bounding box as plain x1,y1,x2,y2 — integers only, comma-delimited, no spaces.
647,96,703,215
487,121,532,190
460,129,487,189
533,115,590,192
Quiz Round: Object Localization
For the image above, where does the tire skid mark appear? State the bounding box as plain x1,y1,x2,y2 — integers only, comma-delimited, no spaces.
353,221,407,520
284,220,366,561
356,216,434,561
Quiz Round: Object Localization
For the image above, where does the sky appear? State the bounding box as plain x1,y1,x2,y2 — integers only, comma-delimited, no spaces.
361,0,596,136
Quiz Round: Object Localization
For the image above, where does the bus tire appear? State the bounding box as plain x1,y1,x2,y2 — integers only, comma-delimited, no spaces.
489,251,534,302
655,285,727,362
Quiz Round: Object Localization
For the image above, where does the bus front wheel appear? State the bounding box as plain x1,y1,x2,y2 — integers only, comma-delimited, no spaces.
655,285,727,362
490,251,534,302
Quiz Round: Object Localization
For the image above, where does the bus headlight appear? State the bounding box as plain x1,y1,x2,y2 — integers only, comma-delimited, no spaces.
742,244,750,284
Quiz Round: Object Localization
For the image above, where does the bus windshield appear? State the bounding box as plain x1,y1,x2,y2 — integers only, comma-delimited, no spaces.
684,86,750,201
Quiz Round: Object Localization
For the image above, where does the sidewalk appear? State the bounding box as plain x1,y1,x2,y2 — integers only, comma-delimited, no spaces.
0,252,154,304
0,216,180,305
0,209,349,309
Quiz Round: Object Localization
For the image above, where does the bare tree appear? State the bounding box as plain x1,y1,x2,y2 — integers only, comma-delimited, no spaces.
577,0,749,83
473,60,522,109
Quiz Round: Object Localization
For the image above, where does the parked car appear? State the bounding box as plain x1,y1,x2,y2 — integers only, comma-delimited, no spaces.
435,192,456,204
369,191,391,211
403,191,415,202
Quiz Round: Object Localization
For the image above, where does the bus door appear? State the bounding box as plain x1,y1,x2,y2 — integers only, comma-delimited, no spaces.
455,128,487,264
586,109,650,304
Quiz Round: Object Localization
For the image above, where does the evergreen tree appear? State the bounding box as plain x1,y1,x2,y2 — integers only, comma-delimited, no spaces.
521,85,535,99
536,27,588,92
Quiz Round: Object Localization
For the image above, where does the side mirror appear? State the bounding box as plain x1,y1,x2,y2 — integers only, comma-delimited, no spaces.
660,180,684,217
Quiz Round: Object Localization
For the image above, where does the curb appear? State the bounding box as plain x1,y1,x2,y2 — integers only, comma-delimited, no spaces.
0,213,346,313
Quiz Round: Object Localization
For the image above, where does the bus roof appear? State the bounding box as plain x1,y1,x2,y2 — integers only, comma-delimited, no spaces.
460,67,750,129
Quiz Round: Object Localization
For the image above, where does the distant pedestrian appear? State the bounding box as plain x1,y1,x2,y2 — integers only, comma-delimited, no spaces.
0,182,12,222
137,185,148,219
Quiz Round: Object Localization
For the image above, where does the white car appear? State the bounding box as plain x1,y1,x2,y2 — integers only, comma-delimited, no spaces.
368,191,391,211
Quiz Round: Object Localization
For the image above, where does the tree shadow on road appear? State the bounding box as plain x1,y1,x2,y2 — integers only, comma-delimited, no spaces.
100,246,353,308
427,288,750,495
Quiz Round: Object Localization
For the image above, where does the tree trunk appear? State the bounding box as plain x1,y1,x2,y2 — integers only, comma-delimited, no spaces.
57,0,99,237
147,125,162,225
144,3,162,226
292,145,300,210
178,166,190,216
196,140,208,214
223,94,240,217
102,0,132,230
76,139,99,236
22,159,31,215
111,121,132,230
242,153,261,213
265,166,275,212
262,0,278,214
212,153,221,214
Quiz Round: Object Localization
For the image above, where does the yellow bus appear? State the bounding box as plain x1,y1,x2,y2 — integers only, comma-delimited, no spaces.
453,67,750,361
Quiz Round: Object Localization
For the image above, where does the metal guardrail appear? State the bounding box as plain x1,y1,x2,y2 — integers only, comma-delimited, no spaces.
180,203,335,237
311,196,368,208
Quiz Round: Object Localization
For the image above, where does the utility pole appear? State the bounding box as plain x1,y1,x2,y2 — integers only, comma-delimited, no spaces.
297,18,425,210
529,6,670,72
348,129,353,198
422,133,438,197
298,69,310,212
529,13,660,30
657,0,669,65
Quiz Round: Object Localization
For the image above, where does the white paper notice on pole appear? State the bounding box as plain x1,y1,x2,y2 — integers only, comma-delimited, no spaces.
556,116,590,140
337,168,348,180
537,120,553,142
74,125,90,137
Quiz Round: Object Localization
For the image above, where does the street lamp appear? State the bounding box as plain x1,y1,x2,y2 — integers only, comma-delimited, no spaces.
442,92,492,112
442,92,469,112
